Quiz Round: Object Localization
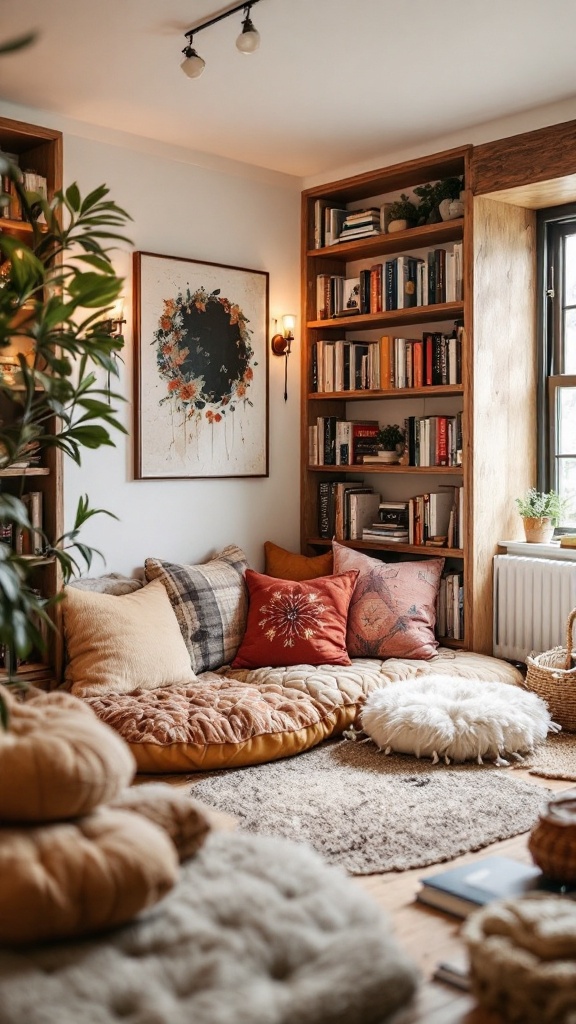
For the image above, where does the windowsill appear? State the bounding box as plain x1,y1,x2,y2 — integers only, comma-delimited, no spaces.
498,539,576,561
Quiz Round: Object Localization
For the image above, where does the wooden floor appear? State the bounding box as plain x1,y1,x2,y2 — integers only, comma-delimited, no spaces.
149,766,572,1024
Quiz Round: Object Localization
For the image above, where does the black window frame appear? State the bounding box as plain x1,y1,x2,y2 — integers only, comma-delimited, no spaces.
537,203,576,526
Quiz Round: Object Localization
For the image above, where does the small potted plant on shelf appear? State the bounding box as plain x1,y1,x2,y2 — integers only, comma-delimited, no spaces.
414,177,464,224
514,488,568,543
386,194,419,233
376,424,405,464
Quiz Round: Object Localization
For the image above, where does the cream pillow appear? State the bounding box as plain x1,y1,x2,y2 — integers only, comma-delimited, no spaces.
63,578,197,697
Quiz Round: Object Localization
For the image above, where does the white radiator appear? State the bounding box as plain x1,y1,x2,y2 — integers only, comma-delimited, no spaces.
493,554,576,662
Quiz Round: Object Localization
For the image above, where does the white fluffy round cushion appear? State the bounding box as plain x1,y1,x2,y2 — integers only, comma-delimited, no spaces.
361,675,557,765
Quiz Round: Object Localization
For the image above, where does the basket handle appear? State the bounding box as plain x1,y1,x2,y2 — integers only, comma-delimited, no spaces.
565,608,576,669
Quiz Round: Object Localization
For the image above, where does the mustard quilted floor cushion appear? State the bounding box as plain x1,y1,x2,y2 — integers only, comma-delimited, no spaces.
83,649,522,773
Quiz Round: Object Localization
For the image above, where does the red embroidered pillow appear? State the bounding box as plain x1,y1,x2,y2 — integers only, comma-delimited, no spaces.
332,542,444,660
231,569,359,669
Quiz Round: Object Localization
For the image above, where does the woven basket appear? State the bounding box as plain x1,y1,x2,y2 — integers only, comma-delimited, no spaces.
525,609,576,731
528,793,576,881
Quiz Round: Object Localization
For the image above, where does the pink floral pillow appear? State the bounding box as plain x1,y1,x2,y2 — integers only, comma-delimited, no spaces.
332,542,444,660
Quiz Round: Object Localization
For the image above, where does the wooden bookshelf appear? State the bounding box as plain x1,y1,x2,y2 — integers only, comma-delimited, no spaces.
301,143,536,654
0,115,64,686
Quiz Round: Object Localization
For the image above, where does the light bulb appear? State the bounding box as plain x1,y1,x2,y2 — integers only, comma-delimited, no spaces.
181,47,206,78
236,17,260,53
282,314,296,337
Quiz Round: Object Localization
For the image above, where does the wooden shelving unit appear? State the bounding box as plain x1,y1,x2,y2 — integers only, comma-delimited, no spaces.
0,115,64,685
301,141,539,653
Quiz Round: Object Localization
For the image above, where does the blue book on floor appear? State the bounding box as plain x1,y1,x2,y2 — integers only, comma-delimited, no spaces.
416,855,574,918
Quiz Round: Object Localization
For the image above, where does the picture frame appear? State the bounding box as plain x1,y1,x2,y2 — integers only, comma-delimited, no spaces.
133,251,269,479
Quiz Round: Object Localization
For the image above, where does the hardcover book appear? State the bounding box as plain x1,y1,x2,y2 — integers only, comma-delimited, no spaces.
416,856,573,918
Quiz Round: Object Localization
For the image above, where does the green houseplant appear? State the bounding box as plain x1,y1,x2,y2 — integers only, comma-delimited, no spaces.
376,424,404,464
515,488,567,543
386,194,418,233
413,177,463,224
0,157,131,720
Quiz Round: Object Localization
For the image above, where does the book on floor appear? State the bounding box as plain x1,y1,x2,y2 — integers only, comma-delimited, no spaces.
416,855,575,918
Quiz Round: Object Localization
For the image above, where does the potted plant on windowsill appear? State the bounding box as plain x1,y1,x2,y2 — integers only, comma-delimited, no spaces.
376,424,405,464
515,488,568,543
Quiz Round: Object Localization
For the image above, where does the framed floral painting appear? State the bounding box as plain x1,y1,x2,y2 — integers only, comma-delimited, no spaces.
133,251,269,479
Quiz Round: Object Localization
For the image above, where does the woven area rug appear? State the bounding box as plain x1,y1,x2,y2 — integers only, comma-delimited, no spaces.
191,739,549,875
520,731,576,780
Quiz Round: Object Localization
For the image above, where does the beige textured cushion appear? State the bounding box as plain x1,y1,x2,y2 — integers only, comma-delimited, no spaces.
0,688,135,823
0,807,179,945
63,578,197,697
110,783,211,861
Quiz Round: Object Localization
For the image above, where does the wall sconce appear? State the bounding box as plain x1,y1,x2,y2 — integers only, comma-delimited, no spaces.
271,313,295,402
99,302,126,401
181,0,262,78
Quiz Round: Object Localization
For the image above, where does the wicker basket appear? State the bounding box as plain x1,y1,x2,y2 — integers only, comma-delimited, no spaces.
525,608,576,731
528,793,576,881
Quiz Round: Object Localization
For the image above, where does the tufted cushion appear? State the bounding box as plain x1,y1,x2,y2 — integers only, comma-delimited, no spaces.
332,541,443,659
264,540,333,581
145,545,248,674
0,807,179,945
110,784,211,861
361,675,555,764
0,688,135,823
83,650,524,773
0,832,418,1024
63,579,197,697
231,569,358,669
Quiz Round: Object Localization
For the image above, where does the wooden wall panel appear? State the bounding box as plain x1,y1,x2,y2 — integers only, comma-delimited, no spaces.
470,197,537,652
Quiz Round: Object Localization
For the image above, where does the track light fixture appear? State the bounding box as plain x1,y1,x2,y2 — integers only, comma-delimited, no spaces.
182,0,262,77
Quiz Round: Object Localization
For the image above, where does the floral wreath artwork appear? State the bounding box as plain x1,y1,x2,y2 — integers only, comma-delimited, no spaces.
134,252,269,479
154,286,256,425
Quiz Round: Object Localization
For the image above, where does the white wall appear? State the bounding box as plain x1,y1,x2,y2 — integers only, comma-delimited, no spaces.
2,102,302,577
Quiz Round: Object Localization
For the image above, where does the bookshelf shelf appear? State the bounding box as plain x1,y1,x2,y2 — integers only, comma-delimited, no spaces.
308,385,464,401
308,301,463,332
307,537,465,559
308,464,463,475
0,467,50,477
307,219,464,262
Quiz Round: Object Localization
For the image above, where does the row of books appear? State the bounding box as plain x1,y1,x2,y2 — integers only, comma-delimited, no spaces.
317,483,463,549
0,161,48,222
314,244,462,320
364,488,463,548
403,414,463,469
437,570,464,639
313,202,390,249
312,329,463,393
310,418,380,467
310,414,463,469
0,491,43,555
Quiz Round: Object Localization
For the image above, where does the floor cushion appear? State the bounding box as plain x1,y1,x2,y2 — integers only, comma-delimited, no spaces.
0,831,419,1024
361,674,556,765
83,649,524,773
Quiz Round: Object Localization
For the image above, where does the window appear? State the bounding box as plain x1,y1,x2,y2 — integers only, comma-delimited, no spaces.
538,205,576,528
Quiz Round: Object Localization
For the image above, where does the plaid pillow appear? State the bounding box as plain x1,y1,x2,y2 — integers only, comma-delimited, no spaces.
144,545,249,674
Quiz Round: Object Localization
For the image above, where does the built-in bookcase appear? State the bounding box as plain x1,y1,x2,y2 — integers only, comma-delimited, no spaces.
300,145,536,654
0,116,64,684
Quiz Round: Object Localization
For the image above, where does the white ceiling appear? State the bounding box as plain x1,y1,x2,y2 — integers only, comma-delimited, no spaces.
2,0,576,179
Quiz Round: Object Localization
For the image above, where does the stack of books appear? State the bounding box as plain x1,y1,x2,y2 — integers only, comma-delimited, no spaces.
362,501,409,543
338,208,381,242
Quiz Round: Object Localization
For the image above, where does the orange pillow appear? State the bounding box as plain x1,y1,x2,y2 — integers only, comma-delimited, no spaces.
231,568,358,669
264,541,333,582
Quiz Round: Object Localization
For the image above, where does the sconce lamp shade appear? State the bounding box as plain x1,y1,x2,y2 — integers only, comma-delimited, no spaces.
282,314,296,335
236,17,260,53
181,47,206,77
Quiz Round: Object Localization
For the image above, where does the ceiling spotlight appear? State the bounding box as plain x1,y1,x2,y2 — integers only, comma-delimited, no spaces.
181,0,262,78
236,9,260,53
181,41,206,78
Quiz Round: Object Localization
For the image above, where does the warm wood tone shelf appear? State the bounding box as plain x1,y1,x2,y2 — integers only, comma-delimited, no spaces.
0,467,50,477
309,464,463,475
308,301,463,332
307,219,464,262
309,385,464,401
307,537,464,559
